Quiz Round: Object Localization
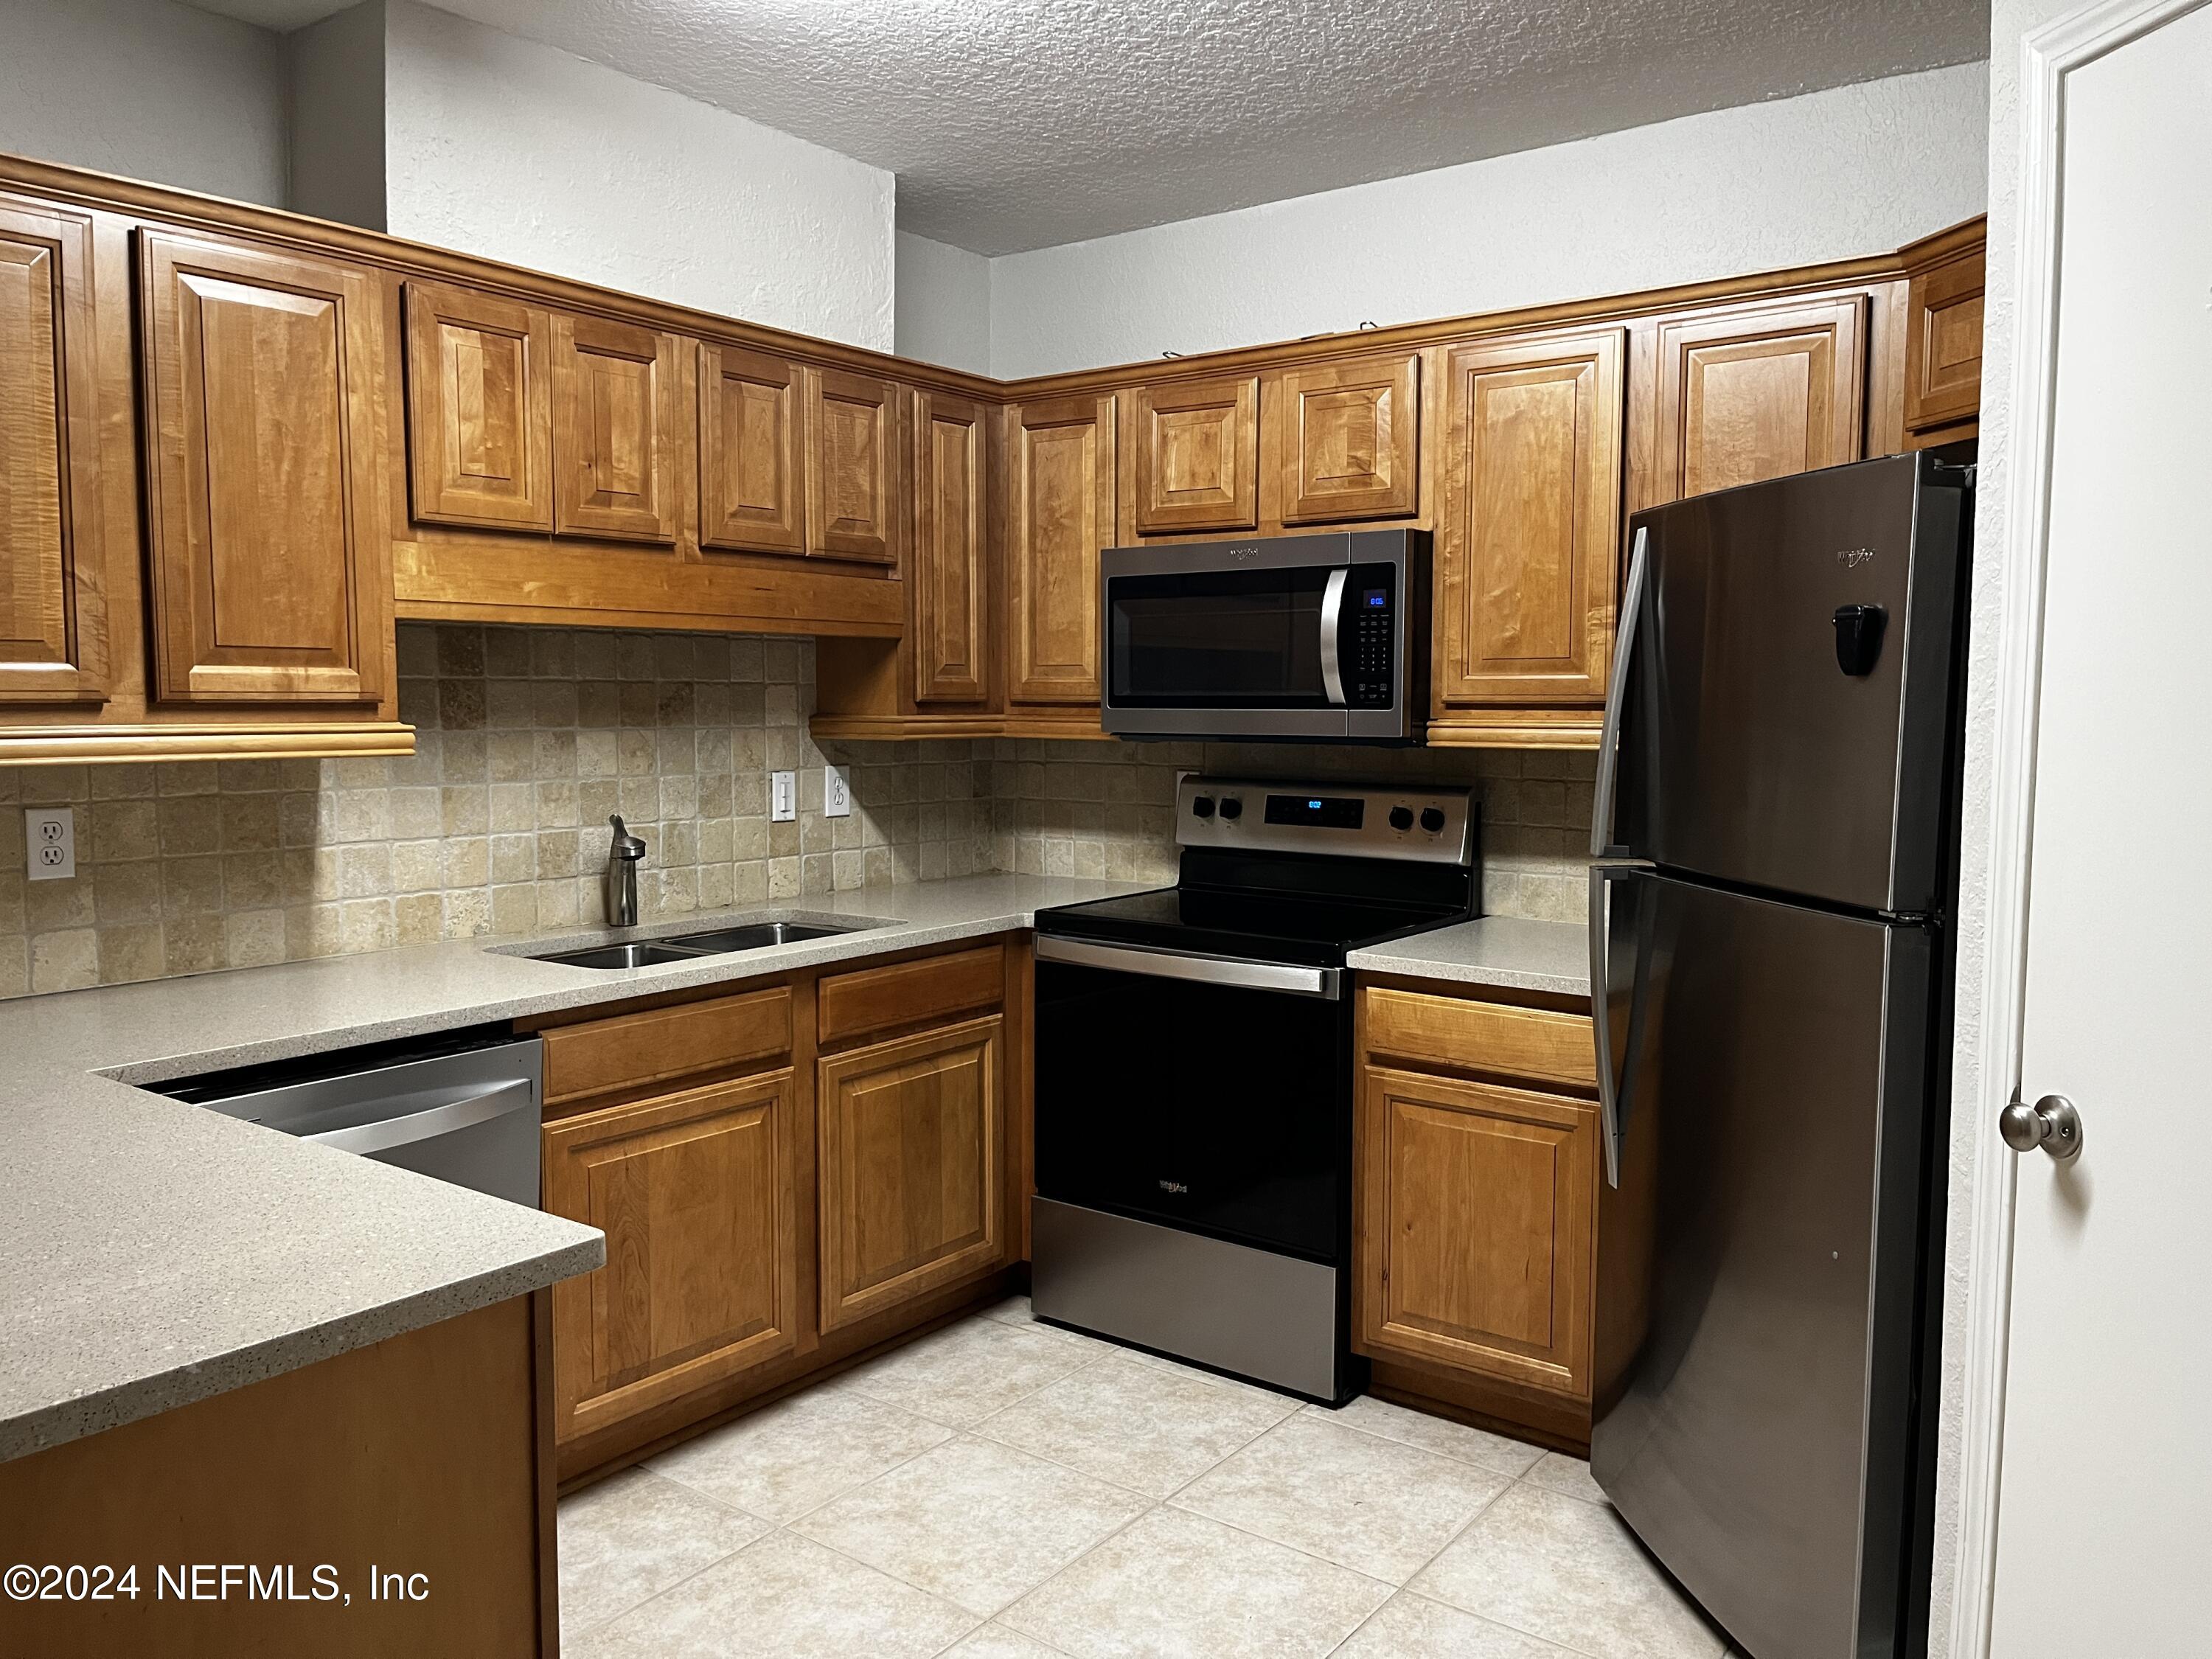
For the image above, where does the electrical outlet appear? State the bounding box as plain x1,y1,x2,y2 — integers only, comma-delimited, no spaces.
770,771,796,823
25,807,75,881
824,765,852,818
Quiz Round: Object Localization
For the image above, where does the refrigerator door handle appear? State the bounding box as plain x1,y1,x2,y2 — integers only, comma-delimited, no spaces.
1588,862,1638,1189
1590,526,1649,858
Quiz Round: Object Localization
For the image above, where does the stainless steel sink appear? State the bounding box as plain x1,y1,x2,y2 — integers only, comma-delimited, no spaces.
661,921,855,953
517,917,872,970
530,941,714,970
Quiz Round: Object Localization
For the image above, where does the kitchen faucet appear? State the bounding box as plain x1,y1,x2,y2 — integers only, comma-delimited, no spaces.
605,815,646,926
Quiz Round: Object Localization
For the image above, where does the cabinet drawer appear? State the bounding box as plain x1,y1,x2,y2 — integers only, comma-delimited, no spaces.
1363,987,1595,1091
542,985,793,1107
818,945,1005,1048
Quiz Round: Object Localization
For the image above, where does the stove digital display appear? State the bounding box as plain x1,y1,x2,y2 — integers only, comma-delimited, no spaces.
1264,793,1365,829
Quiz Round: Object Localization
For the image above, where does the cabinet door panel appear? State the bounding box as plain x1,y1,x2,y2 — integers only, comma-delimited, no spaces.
1646,296,1865,509
1905,254,1985,434
807,367,900,565
1006,394,1113,706
1134,374,1258,534
0,196,105,703
543,1070,800,1443
403,279,553,532
912,389,990,704
1358,1064,1597,1399
140,231,385,703
817,1014,1004,1332
1280,352,1420,524
1438,329,1623,706
552,313,681,543
698,341,805,556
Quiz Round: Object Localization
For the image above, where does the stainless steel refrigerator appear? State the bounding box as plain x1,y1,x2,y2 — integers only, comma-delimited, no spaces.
1589,448,1973,1659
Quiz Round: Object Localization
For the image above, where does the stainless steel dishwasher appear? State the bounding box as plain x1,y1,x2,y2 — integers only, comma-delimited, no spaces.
149,1025,543,1206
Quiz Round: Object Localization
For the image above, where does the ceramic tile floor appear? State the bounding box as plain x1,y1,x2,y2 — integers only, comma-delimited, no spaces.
559,1298,1745,1659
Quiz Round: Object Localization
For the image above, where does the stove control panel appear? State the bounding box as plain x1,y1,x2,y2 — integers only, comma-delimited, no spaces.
1175,776,1475,866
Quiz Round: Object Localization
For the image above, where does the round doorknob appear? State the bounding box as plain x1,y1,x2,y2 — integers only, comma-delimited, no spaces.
2000,1092,2082,1161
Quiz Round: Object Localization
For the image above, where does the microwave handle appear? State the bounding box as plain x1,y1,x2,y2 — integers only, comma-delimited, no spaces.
1318,568,1348,706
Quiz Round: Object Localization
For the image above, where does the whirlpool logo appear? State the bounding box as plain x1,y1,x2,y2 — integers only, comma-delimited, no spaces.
1834,546,1877,568
1157,1179,1189,1194
1224,545,1261,562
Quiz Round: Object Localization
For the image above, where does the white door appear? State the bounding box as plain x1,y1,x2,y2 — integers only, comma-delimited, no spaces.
1988,4,2212,1653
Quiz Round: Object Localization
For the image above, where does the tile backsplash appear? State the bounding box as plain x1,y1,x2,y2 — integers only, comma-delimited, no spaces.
0,623,1592,1001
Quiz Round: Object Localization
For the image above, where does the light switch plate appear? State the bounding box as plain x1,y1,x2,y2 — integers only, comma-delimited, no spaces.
25,807,74,881
824,765,852,818
770,771,796,823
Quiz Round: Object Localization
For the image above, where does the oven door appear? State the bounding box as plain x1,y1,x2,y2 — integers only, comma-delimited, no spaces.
1032,939,1352,1262
1100,532,1414,740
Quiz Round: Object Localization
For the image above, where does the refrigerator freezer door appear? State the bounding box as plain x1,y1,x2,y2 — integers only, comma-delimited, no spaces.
1613,452,1966,914
1591,873,1933,1659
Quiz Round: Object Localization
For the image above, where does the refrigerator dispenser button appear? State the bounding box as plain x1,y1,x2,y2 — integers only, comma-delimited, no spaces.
1832,604,1888,676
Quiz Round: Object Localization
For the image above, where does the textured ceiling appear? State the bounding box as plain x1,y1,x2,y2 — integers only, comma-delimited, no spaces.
198,0,1990,254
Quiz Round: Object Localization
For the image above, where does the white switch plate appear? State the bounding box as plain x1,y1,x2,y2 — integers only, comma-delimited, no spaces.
25,807,74,881
824,765,852,818
770,771,796,823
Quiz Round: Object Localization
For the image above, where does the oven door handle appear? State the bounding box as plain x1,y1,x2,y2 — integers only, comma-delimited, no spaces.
1318,568,1348,706
1035,935,1342,1001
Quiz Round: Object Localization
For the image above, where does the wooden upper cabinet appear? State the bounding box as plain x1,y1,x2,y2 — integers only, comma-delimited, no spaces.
1643,295,1866,509
806,367,901,565
1358,1062,1599,1400
1279,352,1421,524
542,1069,801,1444
0,195,106,704
698,341,806,557
403,280,553,533
139,231,386,705
1436,329,1624,707
1133,374,1258,534
816,1014,1005,1334
550,313,681,544
911,390,990,705
1006,394,1114,706
1905,252,1985,435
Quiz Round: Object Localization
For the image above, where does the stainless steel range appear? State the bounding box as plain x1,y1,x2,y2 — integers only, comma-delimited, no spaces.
1029,775,1478,1402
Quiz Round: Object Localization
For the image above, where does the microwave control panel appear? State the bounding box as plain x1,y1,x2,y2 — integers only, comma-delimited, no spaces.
1347,566,1395,707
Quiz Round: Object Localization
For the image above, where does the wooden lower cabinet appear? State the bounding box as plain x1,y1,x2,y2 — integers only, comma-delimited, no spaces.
542,1070,801,1445
1354,984,1602,1430
817,1014,1006,1332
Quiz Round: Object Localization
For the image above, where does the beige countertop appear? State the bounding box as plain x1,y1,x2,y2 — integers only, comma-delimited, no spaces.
0,873,1146,1466
1348,915,1590,998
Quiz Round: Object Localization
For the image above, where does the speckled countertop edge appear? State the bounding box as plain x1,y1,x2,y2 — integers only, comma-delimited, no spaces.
1346,915,1591,998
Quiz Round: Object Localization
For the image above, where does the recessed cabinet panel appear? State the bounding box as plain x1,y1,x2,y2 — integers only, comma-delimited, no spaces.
1280,353,1420,524
1135,375,1258,534
699,341,806,556
403,280,553,532
1905,255,1985,434
551,313,681,544
807,367,900,565
1006,394,1113,706
1437,330,1623,706
0,196,105,704
1646,296,1866,509
543,1070,801,1443
140,231,385,704
817,1014,1004,1332
1358,1062,1598,1399
912,390,990,705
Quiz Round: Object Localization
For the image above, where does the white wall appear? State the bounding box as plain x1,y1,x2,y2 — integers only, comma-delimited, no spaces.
288,0,386,232
894,230,992,375
0,0,286,206
987,63,1990,378
379,0,895,349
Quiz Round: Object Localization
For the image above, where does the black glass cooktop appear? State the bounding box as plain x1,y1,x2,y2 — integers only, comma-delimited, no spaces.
1034,883,1463,968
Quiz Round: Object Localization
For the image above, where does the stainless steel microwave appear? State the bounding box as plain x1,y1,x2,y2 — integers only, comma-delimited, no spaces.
1100,529,1429,742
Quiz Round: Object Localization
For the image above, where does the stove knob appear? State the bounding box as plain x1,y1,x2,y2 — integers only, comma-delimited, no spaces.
1420,807,1448,835
1192,796,1216,819
1219,796,1243,821
1388,805,1414,832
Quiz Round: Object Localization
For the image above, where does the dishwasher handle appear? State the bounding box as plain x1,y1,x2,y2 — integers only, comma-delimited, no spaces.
304,1077,536,1158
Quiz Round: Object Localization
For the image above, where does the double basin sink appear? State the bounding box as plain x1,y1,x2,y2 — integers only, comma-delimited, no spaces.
528,919,866,971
